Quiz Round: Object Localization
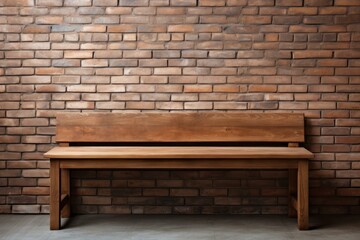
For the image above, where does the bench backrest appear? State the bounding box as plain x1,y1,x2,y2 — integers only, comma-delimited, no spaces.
56,112,305,144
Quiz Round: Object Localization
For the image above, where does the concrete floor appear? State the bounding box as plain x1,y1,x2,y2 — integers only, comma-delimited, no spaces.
0,215,359,240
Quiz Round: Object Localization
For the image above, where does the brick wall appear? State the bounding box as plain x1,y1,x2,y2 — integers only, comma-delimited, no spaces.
0,0,359,214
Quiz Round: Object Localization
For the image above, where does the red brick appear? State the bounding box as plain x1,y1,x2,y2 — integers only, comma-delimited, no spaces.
126,85,155,93
213,85,238,93
242,16,272,25
124,68,152,75
170,0,196,6
273,16,302,24
154,68,181,75
109,60,136,69
126,101,155,109
96,102,124,109
94,68,122,76
320,7,347,15
80,25,106,33
155,85,183,93
214,102,247,110
304,16,335,24
35,68,64,75
112,93,140,102
168,59,195,67
170,93,197,102
197,41,223,50
198,0,224,6
7,143,36,152
119,0,148,6
22,135,51,143
133,7,156,15
184,102,212,110
36,16,63,24
5,68,34,75
22,187,49,195
199,93,226,101
288,7,317,15
155,102,182,110
290,25,318,33
335,0,360,5
12,205,40,214
168,25,194,32
337,170,360,178
36,0,61,6
184,85,212,93
66,101,94,109
335,136,360,144
63,0,91,6
108,25,136,33
170,189,198,196
143,93,170,101
82,59,108,67
305,68,334,76
337,188,360,196
35,85,65,93
305,0,333,6
249,85,277,93
82,196,111,205
336,68,360,76
5,51,34,59
309,102,336,109
250,58,277,66
237,0,264,6
318,59,347,67
248,67,277,75
35,51,63,59
319,25,346,33
183,67,210,75
105,7,131,14
293,50,333,59
276,0,302,6
225,41,250,50
64,51,92,59
157,7,184,15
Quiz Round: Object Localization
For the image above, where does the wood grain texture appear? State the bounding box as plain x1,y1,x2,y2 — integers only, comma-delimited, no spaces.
45,146,314,159
298,160,309,230
58,158,299,169
50,160,60,230
61,169,70,218
56,112,305,143
60,194,69,211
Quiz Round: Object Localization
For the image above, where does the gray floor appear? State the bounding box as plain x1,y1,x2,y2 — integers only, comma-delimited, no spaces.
0,215,359,240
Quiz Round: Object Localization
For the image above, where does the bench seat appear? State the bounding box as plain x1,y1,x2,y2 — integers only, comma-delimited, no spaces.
45,146,313,159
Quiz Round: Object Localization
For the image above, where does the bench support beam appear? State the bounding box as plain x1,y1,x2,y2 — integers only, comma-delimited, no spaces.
297,160,309,230
50,159,61,230
61,169,71,218
60,194,70,211
59,159,298,169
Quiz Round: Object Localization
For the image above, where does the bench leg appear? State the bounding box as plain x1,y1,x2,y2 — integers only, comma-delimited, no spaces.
50,159,61,230
61,169,71,218
288,169,297,218
297,160,309,230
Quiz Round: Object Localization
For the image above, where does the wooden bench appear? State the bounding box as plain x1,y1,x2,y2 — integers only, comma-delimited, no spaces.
44,112,313,230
